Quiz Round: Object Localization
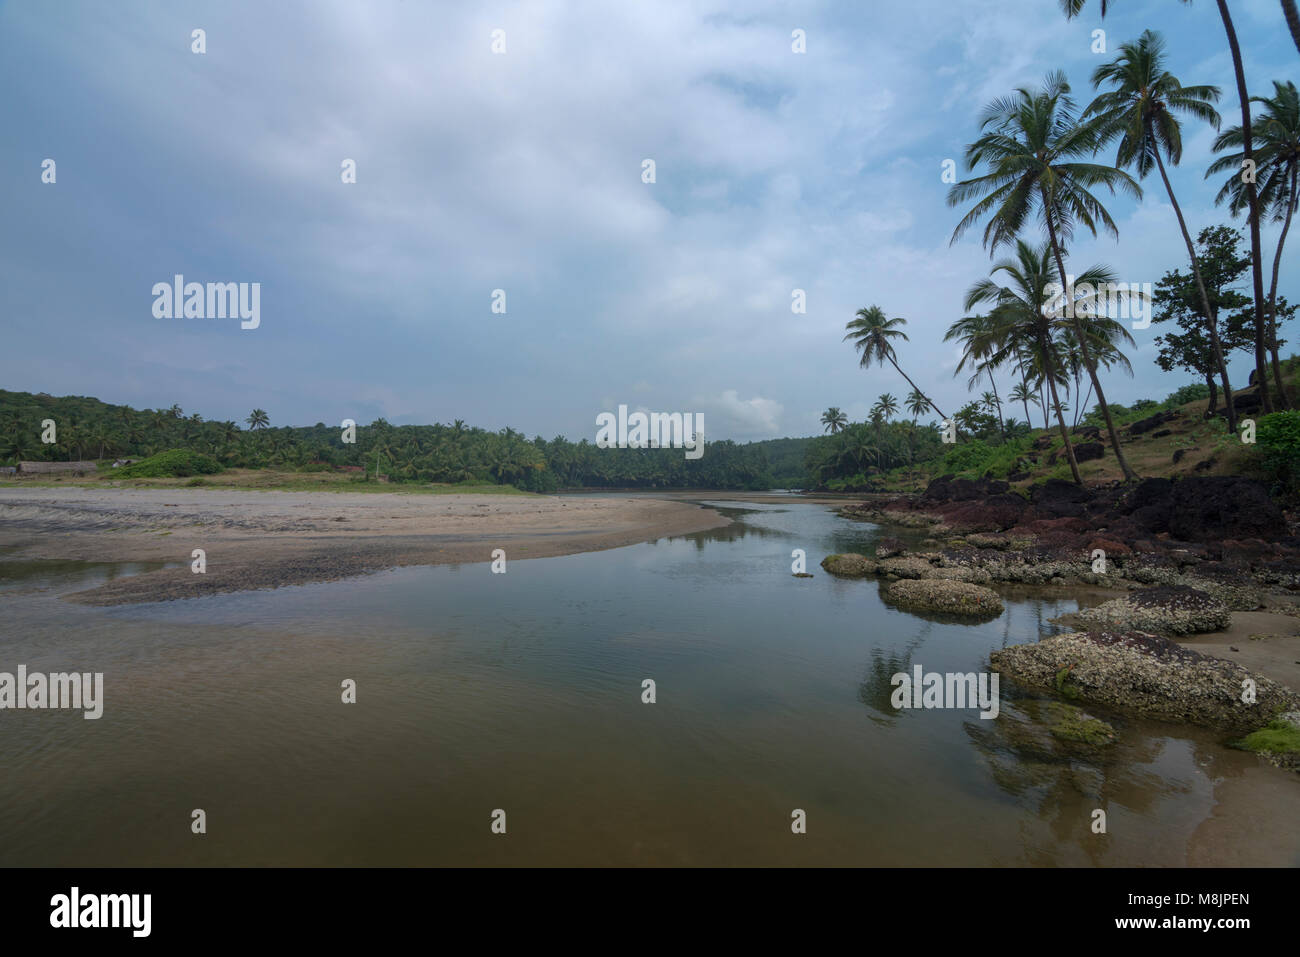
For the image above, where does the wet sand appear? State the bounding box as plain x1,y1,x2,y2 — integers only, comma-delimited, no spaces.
0,487,729,605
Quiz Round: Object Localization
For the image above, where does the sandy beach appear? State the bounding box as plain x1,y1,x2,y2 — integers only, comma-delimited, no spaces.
0,487,729,605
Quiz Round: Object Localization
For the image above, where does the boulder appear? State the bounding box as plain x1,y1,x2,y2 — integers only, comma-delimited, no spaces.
1074,441,1105,462
990,631,1300,732
820,553,877,578
883,578,1004,617
1061,585,1230,636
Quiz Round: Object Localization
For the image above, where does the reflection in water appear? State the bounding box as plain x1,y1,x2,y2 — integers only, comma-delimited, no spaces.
0,499,1295,867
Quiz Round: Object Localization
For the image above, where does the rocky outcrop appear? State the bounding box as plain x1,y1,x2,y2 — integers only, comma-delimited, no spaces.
990,631,1300,733
1058,586,1231,636
883,578,1004,617
820,553,877,578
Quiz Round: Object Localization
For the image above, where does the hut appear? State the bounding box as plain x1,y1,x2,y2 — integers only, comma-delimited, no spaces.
18,461,97,476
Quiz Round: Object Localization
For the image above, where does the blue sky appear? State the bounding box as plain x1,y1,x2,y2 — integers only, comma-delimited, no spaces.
2,0,1295,441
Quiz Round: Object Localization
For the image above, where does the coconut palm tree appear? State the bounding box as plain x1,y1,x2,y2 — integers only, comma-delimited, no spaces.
966,240,1127,484
1208,80,1300,406
843,306,947,420
948,72,1142,480
1009,381,1041,428
873,393,899,422
245,409,270,430
1061,0,1274,413
1086,30,1237,424
820,408,848,434
904,390,930,424
944,312,1007,438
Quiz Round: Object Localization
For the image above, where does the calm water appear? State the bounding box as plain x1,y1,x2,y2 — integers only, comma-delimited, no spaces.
1,500,1296,866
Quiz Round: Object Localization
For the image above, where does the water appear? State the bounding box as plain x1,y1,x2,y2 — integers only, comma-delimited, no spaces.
0,500,1296,866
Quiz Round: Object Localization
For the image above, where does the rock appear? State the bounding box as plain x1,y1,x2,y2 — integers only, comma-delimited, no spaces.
1072,425,1102,441
990,631,1300,732
883,578,1004,617
820,553,876,578
1168,476,1286,542
1046,701,1117,746
876,556,937,579
874,536,906,559
1172,449,1186,464
1129,410,1179,435
1194,458,1215,471
1029,479,1094,519
1152,429,1172,438
1061,585,1230,635
792,572,813,578
1073,441,1105,462
1006,470,1030,482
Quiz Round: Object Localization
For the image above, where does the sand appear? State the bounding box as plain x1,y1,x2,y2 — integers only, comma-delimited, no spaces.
0,487,729,605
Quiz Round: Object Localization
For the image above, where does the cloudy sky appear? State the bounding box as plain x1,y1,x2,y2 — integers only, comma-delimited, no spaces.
3,0,1295,441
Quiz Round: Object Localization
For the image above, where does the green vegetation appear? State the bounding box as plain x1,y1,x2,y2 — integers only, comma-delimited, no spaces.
1233,719,1300,755
1256,410,1300,491
115,449,222,478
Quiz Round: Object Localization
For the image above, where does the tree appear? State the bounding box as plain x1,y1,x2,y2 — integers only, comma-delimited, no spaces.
905,390,929,424
944,313,1006,439
948,71,1142,480
820,408,848,434
1151,225,1256,417
1208,80,1300,406
965,240,1125,484
1086,30,1236,426
246,409,270,430
873,393,899,422
843,306,947,420
1059,0,1275,414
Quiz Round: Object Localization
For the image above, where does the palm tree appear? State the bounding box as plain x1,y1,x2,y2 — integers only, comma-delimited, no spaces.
944,313,1007,439
843,306,947,420
1061,0,1274,413
873,393,899,422
948,72,1142,480
245,409,270,430
1009,381,1040,428
820,408,848,434
1086,30,1237,425
1208,80,1300,406
966,241,1125,484
904,390,929,424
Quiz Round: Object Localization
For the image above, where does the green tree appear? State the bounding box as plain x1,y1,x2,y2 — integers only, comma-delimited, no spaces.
948,71,1141,480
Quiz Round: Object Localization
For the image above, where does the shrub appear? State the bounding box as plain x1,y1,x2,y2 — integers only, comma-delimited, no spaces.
1255,410,1300,490
116,449,222,478
1165,383,1211,408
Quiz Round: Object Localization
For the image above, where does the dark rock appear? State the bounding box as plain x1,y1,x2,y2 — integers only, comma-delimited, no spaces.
1072,425,1101,440
1129,410,1179,435
1168,476,1287,542
1172,449,1186,464
1152,429,1172,438
1029,478,1094,518
1074,441,1105,462
1194,458,1214,471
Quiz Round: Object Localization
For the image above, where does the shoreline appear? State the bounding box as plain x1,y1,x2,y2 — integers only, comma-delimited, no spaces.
0,487,730,605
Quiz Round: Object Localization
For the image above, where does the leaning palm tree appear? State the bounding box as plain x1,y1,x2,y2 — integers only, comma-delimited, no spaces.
1086,30,1236,425
1061,0,1274,413
948,71,1142,480
820,408,848,434
1208,79,1300,406
967,240,1125,484
843,306,947,420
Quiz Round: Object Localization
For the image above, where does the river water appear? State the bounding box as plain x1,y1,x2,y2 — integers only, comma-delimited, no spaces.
1,499,1296,865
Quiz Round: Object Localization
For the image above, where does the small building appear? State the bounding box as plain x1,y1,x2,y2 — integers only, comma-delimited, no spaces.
18,461,97,476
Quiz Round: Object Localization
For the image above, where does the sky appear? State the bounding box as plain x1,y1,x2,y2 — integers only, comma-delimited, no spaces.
2,0,1296,442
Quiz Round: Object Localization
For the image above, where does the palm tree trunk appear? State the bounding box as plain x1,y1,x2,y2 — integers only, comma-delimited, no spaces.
1266,162,1297,408
1043,209,1139,481
1153,148,1238,428
1040,336,1082,484
1217,0,1273,413
987,369,1006,438
1283,0,1300,55
887,357,947,420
